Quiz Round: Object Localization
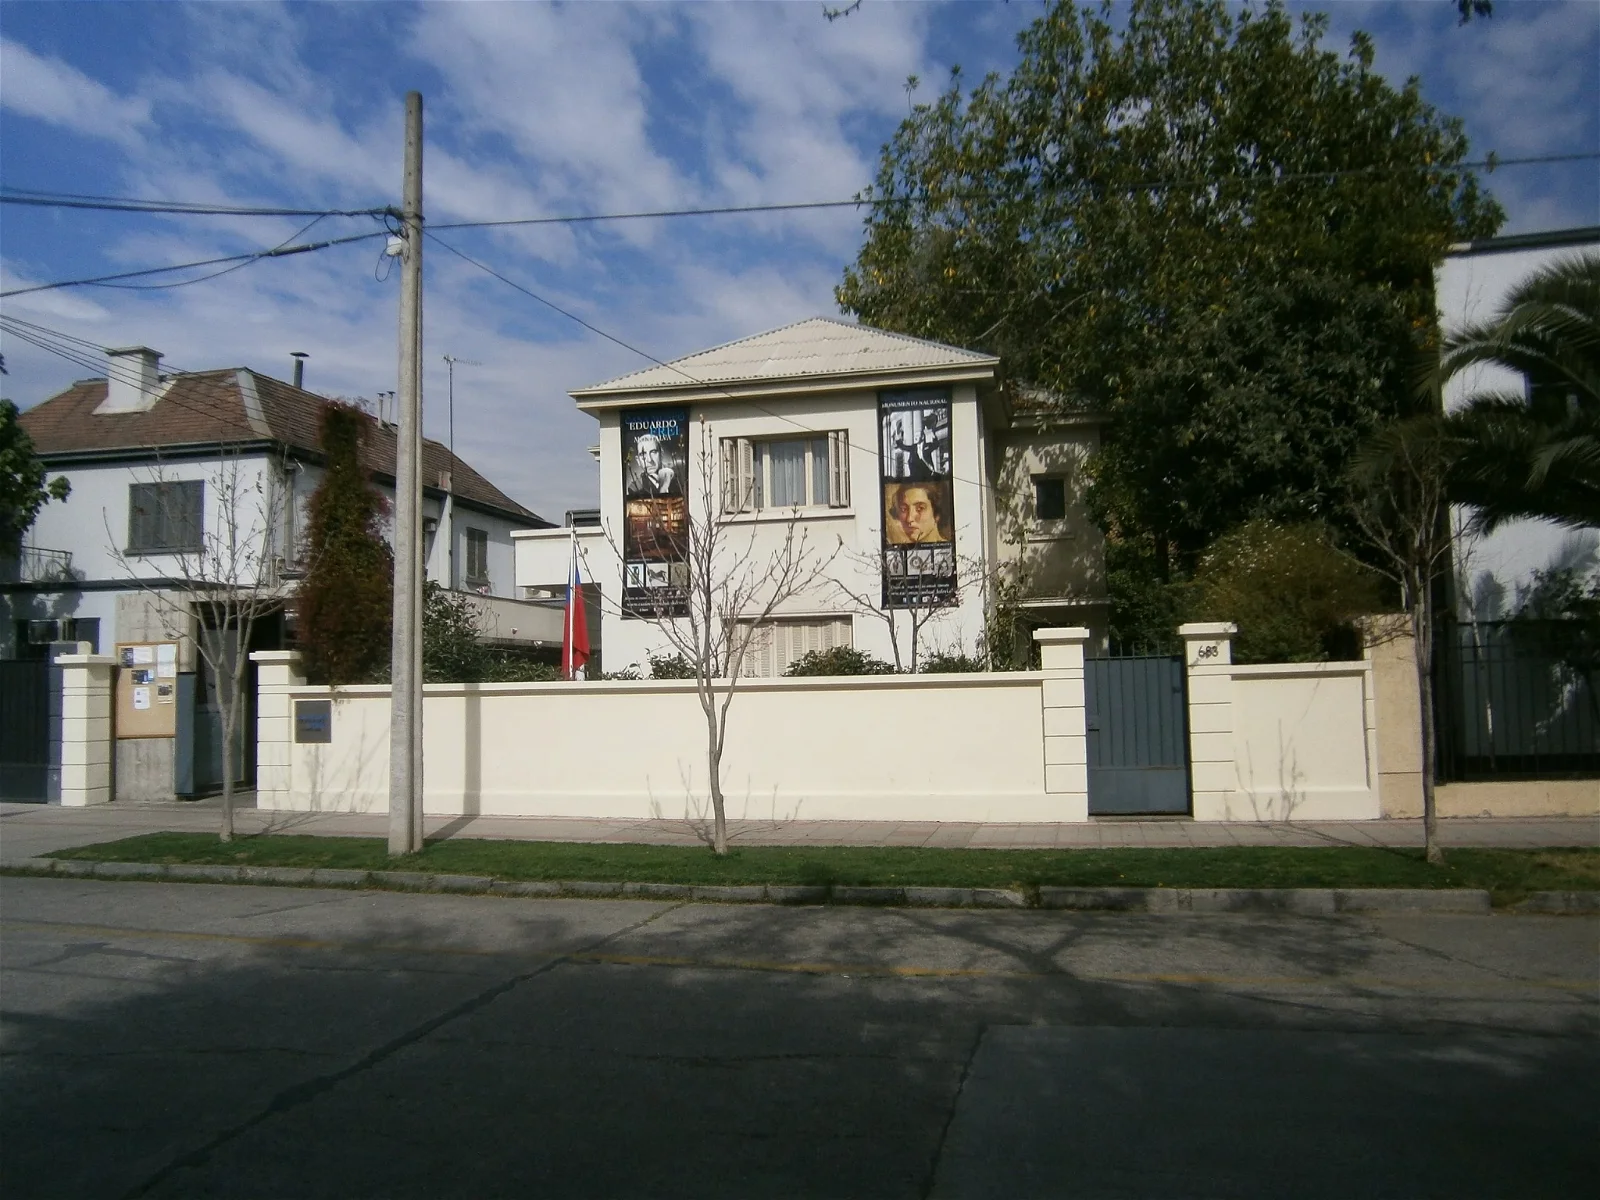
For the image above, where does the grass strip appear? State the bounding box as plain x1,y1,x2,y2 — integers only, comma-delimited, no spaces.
43,834,1600,901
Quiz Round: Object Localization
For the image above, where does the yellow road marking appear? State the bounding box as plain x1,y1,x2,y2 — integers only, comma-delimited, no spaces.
568,951,1598,992
7,920,1595,993
2,919,520,959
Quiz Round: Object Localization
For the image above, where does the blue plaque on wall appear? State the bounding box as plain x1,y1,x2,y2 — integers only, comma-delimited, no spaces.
294,699,332,744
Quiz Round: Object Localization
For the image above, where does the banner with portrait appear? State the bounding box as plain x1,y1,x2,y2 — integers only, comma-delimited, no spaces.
878,388,956,608
620,406,690,618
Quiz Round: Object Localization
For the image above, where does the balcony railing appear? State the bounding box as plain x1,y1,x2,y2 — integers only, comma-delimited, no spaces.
5,546,79,585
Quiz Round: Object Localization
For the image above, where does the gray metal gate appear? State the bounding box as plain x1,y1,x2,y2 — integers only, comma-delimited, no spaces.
0,659,59,802
1085,655,1190,815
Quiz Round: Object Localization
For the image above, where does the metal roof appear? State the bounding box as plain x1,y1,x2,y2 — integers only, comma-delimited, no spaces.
571,317,1000,396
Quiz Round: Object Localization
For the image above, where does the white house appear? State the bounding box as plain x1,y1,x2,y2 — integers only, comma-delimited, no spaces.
1435,225,1600,602
3,346,554,799
6,346,554,660
516,318,1108,676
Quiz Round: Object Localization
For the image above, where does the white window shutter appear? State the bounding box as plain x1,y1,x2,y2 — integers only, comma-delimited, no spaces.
828,430,850,508
720,439,736,514
737,438,755,512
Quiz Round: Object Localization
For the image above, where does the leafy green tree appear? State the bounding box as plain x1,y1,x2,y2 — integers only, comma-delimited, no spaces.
1440,252,1599,534
839,0,1500,572
1,398,69,556
1186,520,1381,662
297,403,393,684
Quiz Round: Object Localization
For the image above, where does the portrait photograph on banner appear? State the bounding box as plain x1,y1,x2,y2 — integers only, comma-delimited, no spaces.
620,407,690,617
877,388,957,608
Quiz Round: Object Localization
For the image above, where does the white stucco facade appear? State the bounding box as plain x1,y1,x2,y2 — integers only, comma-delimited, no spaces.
6,449,536,656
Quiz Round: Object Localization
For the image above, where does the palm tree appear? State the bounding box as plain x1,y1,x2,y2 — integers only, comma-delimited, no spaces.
1439,251,1599,533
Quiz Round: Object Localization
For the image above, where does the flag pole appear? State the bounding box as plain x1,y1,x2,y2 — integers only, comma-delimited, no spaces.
566,524,577,679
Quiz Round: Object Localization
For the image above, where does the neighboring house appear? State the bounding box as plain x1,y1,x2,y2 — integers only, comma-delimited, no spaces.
1435,225,1600,604
515,318,1107,676
1,346,553,799
4,345,553,660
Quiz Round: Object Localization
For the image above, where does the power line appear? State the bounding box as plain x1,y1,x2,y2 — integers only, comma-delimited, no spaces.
6,150,1589,237
0,187,390,219
0,229,387,298
97,215,331,291
0,313,344,445
429,151,1599,232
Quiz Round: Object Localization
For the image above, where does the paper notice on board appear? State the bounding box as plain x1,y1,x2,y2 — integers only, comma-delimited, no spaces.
157,684,174,704
132,687,151,710
156,643,177,678
132,646,155,665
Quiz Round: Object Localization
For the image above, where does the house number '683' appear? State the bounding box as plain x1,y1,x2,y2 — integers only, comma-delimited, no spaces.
1195,643,1219,660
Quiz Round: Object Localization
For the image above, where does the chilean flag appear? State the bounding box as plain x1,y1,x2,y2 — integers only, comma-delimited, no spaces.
562,531,591,680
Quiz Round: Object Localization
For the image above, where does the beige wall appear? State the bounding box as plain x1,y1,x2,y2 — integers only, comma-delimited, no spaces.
264,669,1069,823
1227,664,1380,821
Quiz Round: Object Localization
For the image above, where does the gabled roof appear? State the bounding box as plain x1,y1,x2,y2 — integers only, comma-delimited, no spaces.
571,316,1000,398
20,370,547,526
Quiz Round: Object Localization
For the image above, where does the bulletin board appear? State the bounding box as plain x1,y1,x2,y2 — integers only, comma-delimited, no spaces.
115,641,180,738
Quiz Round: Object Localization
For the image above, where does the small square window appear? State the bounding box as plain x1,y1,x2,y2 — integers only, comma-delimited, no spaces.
1034,477,1067,522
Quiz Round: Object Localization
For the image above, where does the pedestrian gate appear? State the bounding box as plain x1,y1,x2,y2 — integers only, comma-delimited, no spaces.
0,659,59,802
1085,655,1190,815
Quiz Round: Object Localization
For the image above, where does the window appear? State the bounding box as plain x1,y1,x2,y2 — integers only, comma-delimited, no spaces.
464,528,490,583
128,481,203,553
740,616,853,678
721,432,850,514
1033,477,1067,522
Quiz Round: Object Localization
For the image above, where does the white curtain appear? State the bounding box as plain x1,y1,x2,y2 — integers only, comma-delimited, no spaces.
768,440,807,507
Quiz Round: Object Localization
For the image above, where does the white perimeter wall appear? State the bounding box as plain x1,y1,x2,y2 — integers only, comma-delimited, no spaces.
268,672,1059,823
254,628,1385,824
1188,654,1380,823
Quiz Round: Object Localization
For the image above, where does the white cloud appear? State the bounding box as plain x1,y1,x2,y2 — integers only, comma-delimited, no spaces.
0,38,152,147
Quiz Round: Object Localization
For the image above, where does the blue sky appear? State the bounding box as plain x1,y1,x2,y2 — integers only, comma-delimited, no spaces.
2,0,1596,522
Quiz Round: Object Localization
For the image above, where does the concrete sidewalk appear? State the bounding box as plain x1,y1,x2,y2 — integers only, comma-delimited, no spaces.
2,798,1594,865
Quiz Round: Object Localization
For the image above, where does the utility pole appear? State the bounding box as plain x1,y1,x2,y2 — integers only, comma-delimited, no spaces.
441,354,480,591
389,91,424,857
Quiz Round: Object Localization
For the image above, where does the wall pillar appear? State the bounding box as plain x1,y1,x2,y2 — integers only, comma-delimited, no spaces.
251,650,304,811
1361,614,1424,818
1034,626,1090,821
1179,622,1237,821
57,654,115,807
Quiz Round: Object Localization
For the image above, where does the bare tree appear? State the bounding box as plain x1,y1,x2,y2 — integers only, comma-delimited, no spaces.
826,541,988,671
109,447,295,841
626,419,837,854
1346,415,1461,864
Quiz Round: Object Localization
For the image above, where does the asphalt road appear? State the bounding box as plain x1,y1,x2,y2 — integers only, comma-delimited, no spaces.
2,876,1595,1199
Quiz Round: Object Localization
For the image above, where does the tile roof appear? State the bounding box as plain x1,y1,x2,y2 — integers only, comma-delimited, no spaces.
572,316,1000,395
19,370,546,525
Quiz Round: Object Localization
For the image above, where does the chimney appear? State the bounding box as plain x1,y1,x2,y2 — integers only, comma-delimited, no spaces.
97,347,164,414
291,351,308,389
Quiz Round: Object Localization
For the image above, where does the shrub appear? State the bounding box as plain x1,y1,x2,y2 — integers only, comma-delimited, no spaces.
919,651,986,673
647,653,697,679
1187,520,1381,663
422,581,489,683
784,646,896,676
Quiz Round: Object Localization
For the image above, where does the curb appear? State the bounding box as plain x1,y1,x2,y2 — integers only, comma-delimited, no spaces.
7,859,1595,915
